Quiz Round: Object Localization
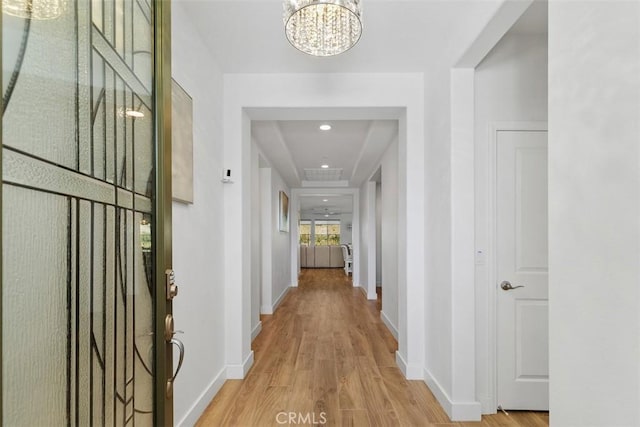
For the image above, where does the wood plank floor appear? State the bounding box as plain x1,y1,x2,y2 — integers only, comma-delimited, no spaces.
196,268,549,427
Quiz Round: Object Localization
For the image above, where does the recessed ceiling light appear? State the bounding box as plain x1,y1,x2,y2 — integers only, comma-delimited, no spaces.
319,124,331,131
321,164,329,169
324,214,329,217
322,199,328,202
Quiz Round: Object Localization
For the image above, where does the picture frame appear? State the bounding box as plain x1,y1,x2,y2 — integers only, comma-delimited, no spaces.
171,78,194,204
279,191,290,232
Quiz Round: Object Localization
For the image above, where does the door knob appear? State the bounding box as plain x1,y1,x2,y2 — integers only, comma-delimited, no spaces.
500,280,525,291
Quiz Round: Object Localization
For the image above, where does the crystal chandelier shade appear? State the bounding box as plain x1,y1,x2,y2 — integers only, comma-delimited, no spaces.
283,0,362,57
2,0,67,20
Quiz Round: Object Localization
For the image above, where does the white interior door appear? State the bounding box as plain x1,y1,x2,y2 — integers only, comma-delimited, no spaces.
496,130,549,410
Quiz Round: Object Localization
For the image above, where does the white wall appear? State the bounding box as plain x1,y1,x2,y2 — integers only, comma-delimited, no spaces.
260,167,292,314
549,2,640,425
436,2,534,420
381,138,399,339
375,183,382,285
260,168,273,313
358,182,370,293
423,64,455,413
339,214,353,244
474,32,548,412
171,3,227,425
250,140,262,339
270,170,292,310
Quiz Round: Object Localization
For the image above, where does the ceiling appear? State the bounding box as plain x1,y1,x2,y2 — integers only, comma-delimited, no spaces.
178,0,501,73
253,119,396,215
181,0,547,215
252,119,397,189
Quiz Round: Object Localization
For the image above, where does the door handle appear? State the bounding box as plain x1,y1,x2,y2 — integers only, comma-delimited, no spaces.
166,338,185,398
500,280,525,291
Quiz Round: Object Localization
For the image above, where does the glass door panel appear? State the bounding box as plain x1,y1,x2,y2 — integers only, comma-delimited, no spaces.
1,0,169,425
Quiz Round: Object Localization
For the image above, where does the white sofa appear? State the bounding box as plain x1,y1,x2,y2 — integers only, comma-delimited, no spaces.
300,246,345,268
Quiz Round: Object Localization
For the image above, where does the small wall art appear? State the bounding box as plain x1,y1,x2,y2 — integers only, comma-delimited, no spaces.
171,79,194,204
279,191,290,232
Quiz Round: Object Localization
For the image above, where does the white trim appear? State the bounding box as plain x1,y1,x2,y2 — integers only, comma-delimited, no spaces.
424,368,453,418
424,369,482,421
251,321,262,341
273,285,290,312
261,285,291,315
483,121,548,412
450,67,477,409
366,181,377,300
176,367,227,427
479,396,496,416
396,351,408,376
451,402,482,422
355,284,377,300
226,351,254,379
380,311,398,340
395,351,422,380
424,369,481,422
455,0,533,68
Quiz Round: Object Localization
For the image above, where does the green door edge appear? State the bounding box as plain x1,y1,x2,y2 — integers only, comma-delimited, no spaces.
0,7,4,424
153,0,173,426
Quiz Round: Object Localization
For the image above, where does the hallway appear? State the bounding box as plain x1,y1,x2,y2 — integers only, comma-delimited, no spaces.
196,269,548,426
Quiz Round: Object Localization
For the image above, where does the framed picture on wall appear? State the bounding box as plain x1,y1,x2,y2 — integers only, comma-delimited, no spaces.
279,191,289,232
171,78,194,204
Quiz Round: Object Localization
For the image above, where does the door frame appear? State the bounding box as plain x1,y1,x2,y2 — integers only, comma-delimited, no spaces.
0,9,4,422
484,121,548,412
154,0,174,425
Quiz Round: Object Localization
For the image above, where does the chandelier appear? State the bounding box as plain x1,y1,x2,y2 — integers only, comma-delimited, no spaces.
283,0,363,57
2,0,67,20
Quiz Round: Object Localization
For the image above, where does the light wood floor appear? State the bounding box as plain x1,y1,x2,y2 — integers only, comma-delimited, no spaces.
196,268,549,427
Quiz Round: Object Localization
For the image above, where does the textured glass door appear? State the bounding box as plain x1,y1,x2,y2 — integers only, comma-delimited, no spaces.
1,0,172,425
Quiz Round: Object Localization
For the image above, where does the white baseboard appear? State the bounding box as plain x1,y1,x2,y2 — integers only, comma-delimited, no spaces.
395,351,422,379
479,396,497,415
354,284,377,300
380,311,398,340
273,286,290,312
261,286,291,315
226,351,254,379
176,367,226,427
260,304,273,315
424,368,481,421
251,321,262,341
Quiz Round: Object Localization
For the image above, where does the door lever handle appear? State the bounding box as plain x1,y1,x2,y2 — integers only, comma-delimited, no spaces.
166,338,185,398
500,280,525,291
